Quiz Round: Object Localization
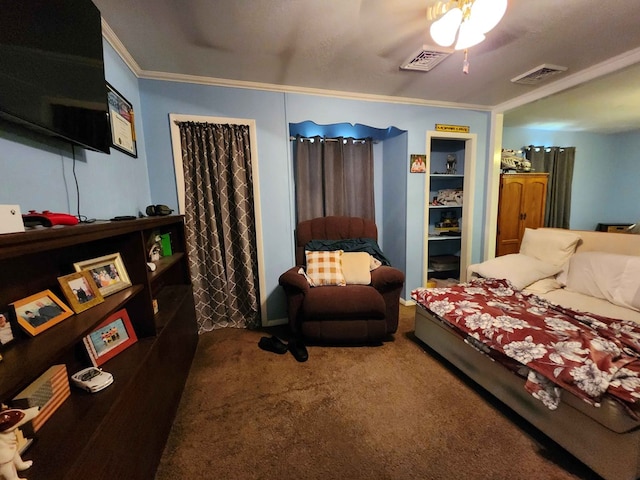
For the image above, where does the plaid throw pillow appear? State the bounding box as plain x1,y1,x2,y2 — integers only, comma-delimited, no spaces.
304,250,346,287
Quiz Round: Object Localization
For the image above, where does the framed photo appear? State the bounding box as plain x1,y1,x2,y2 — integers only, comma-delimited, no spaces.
83,309,138,367
57,271,104,314
11,290,73,336
107,83,137,158
0,312,15,346
410,154,426,173
74,253,132,297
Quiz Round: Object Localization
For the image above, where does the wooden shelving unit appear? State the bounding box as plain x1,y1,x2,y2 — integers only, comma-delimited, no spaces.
0,216,198,479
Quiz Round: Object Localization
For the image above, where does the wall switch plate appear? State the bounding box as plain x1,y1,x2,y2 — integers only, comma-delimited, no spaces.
0,205,25,234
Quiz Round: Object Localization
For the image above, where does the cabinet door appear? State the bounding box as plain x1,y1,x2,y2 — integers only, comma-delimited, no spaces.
522,176,547,231
496,176,525,256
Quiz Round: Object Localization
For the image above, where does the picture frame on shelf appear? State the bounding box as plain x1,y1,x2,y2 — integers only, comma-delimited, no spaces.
11,290,73,337
410,154,426,173
57,271,104,314
0,312,15,346
83,309,138,367
73,253,132,297
107,82,137,158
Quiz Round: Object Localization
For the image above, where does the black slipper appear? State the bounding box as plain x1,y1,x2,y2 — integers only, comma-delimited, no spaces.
288,338,309,363
258,336,288,354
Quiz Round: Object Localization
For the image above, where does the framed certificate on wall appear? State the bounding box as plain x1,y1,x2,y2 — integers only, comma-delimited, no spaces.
107,82,137,158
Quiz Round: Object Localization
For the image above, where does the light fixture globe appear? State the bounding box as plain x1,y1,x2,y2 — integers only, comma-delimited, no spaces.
430,7,463,47
454,19,485,50
470,0,507,34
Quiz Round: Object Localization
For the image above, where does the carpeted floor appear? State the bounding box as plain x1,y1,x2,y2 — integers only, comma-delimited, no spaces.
155,305,601,480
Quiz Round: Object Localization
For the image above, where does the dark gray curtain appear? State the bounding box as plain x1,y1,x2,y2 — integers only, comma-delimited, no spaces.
294,136,375,223
525,145,576,229
177,121,260,332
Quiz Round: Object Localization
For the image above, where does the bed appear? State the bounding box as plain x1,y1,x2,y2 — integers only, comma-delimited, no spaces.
412,228,640,480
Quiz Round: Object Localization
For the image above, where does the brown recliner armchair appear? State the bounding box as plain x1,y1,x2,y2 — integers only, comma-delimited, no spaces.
278,216,405,344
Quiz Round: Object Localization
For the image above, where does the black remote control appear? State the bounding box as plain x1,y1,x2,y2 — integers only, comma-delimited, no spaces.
110,216,137,221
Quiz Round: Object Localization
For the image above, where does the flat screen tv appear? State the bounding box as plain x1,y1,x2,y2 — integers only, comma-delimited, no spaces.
0,0,111,153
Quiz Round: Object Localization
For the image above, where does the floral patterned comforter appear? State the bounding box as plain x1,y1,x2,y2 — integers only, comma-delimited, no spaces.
411,278,640,411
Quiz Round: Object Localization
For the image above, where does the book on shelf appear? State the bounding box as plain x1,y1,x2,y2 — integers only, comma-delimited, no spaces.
159,233,172,256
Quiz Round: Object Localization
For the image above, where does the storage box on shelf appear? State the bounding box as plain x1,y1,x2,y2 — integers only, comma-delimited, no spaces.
0,216,197,479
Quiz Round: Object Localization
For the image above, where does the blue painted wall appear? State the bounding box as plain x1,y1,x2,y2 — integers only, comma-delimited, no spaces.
139,82,491,320
382,133,408,277
502,127,640,229
273,94,490,313
0,41,151,219
0,37,492,323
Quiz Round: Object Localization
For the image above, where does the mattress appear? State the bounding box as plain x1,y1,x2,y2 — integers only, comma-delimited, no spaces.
532,288,640,324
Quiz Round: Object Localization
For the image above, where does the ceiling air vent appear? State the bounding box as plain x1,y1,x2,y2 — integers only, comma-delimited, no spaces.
400,46,453,72
511,64,568,85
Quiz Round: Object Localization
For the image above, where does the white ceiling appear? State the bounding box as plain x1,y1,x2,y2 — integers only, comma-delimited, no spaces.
93,0,640,134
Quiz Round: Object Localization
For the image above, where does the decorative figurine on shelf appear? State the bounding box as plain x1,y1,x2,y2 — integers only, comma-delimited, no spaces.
446,154,457,174
148,235,162,263
0,406,39,480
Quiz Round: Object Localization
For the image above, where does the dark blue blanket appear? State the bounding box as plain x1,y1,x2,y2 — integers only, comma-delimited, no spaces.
305,237,391,266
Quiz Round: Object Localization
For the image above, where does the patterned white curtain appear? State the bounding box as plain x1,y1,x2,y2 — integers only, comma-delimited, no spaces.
177,121,260,332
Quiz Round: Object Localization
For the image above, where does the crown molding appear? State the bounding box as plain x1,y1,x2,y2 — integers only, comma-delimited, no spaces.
140,69,491,110
100,19,489,111
101,19,142,77
102,19,640,116
493,46,640,114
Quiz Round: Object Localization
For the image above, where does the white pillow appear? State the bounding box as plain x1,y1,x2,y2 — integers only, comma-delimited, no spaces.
565,252,640,311
520,228,581,267
525,277,562,294
472,254,562,290
341,252,372,285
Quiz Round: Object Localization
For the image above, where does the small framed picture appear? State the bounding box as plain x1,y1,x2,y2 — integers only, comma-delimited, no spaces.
73,253,132,297
410,154,426,173
83,309,138,367
11,290,73,336
0,312,15,346
57,271,104,314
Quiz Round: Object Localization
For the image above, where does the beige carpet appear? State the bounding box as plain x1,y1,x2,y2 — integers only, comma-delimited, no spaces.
155,305,599,480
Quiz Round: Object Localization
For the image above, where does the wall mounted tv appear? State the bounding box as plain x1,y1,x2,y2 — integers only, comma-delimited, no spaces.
0,0,111,153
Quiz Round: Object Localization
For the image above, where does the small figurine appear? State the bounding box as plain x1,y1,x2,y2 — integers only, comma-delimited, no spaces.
0,407,39,480
148,235,162,262
446,154,457,174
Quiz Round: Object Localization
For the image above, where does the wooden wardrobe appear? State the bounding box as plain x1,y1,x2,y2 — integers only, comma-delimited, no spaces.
496,173,549,256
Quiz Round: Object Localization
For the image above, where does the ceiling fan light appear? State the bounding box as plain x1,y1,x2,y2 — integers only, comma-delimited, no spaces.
430,7,463,47
470,0,507,34
454,20,485,50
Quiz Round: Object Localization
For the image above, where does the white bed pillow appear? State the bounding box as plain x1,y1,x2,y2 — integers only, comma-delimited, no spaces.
525,277,563,295
472,254,562,290
565,251,640,311
520,228,581,267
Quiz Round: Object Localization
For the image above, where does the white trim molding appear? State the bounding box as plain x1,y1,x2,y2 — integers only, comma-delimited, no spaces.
484,113,504,261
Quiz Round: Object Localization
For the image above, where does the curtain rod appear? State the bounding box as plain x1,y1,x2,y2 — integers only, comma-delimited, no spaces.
289,136,378,144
